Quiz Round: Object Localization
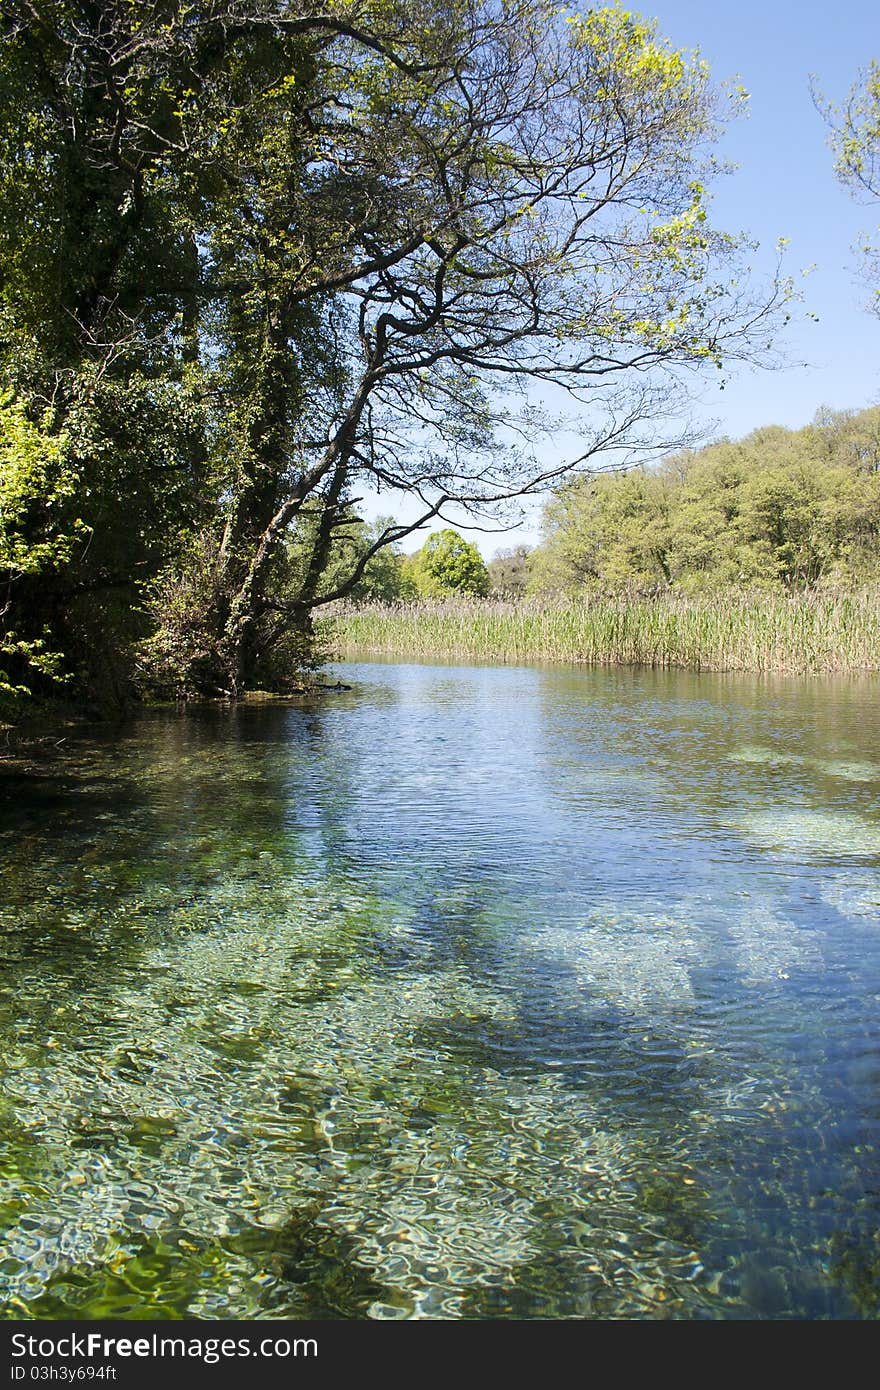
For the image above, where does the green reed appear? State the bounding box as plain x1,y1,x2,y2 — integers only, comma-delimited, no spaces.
329,590,880,674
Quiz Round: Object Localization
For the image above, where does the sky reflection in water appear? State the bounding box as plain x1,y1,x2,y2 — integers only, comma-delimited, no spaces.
1,661,879,1319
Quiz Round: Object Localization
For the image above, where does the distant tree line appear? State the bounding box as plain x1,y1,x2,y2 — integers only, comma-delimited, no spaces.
496,406,880,596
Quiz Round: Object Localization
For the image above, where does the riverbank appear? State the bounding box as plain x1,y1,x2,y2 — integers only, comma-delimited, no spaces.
330,590,880,674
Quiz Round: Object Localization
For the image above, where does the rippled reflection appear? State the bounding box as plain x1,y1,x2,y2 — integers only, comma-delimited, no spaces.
1,662,879,1319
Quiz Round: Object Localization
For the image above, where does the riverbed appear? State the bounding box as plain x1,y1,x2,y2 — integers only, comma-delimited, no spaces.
1,661,879,1318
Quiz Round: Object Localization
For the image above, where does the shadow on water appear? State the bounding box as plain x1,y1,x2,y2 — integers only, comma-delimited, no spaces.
0,669,879,1318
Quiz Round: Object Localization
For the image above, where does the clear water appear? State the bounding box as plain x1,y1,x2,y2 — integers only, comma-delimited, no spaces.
1,660,879,1320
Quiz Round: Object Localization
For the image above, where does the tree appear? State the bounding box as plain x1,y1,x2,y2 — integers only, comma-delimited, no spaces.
815,61,880,315
0,398,77,706
530,470,671,591
0,1,789,706
528,406,880,595
292,514,412,604
405,528,489,597
0,0,218,705
488,544,531,596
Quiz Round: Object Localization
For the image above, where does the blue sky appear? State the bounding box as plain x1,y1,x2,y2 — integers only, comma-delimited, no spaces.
652,0,879,431
369,1,880,555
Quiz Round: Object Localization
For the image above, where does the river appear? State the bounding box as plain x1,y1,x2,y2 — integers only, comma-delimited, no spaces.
1,660,879,1318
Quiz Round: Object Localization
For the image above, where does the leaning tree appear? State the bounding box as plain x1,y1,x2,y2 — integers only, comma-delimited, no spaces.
0,1,789,702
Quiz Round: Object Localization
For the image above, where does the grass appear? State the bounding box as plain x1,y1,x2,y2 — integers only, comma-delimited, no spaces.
330,590,880,675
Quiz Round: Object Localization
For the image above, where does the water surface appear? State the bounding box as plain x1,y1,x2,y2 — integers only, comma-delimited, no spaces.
1,661,879,1319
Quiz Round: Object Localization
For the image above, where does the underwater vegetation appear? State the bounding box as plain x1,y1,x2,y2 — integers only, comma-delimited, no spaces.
1,663,879,1319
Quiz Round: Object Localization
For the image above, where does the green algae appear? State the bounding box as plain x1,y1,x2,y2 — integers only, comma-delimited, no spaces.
1,669,879,1320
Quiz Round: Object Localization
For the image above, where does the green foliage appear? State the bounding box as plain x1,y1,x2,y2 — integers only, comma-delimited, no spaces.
136,533,230,699
138,528,323,700
530,407,880,596
530,471,672,592
0,399,79,576
488,545,532,596
0,2,218,710
334,590,880,675
0,398,79,702
0,2,791,709
404,530,490,597
818,60,880,314
824,60,880,199
0,368,209,712
296,515,414,604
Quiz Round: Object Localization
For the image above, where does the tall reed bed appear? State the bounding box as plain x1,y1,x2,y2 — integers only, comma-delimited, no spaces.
330,591,880,674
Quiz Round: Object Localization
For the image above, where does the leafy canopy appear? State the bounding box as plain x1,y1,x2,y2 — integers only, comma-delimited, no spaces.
405,530,490,597
530,406,880,595
0,1,789,705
